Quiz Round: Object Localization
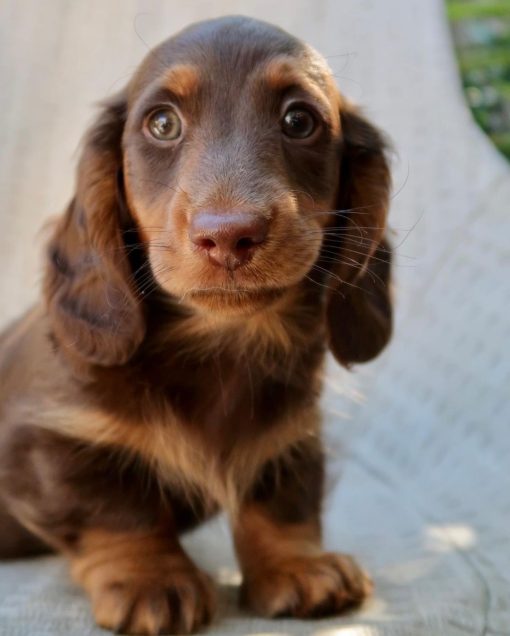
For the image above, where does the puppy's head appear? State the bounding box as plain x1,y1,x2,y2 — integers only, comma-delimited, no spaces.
45,16,392,367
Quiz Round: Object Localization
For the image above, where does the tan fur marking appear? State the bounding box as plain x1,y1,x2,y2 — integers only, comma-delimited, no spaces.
235,503,322,572
70,528,215,635
261,55,341,135
161,284,323,362
27,396,321,516
162,64,200,99
234,504,372,618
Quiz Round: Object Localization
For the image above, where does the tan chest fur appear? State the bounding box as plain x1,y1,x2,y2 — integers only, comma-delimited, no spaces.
29,396,320,515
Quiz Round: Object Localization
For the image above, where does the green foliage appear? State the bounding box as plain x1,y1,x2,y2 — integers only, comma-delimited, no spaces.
447,0,510,160
447,2,510,21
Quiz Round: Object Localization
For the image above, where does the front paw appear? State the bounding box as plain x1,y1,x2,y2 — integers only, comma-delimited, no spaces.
241,552,372,618
91,567,216,635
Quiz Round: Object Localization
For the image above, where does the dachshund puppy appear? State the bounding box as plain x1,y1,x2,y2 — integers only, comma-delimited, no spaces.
0,16,392,635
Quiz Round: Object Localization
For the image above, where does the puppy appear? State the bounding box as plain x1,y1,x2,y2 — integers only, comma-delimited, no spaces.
0,16,392,635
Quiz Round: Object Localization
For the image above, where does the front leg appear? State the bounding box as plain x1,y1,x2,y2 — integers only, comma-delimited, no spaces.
0,427,216,635
71,527,215,635
234,439,372,618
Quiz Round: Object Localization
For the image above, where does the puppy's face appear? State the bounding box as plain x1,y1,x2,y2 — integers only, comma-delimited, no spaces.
45,17,392,368
123,20,341,315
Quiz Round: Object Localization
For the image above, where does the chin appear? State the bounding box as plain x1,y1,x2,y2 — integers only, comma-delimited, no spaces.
182,286,287,317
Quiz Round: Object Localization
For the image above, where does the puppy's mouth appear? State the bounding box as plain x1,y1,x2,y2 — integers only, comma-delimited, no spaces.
186,285,286,314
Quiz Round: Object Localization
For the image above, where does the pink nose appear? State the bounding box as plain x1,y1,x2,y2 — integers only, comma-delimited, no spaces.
189,210,269,269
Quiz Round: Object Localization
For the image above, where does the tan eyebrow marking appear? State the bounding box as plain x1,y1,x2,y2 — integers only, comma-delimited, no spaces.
263,55,311,90
260,55,341,134
162,64,201,99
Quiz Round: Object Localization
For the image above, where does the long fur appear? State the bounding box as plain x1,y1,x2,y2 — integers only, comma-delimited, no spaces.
0,16,393,636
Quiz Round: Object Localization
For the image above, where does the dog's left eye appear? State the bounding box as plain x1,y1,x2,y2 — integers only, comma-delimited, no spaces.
282,107,316,139
146,108,182,141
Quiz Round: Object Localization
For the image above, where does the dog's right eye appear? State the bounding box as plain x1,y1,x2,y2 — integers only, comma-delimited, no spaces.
146,108,182,141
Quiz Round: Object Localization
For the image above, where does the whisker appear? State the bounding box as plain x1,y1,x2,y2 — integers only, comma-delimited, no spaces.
320,244,408,266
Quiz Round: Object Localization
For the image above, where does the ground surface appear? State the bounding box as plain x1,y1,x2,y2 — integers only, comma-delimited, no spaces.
1,1,509,635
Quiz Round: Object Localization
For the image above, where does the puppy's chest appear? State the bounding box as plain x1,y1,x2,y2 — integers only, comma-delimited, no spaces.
88,342,323,509
139,294,326,431
162,355,305,435
126,323,324,433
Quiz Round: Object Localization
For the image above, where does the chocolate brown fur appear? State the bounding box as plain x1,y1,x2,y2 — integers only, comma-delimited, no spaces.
0,16,392,635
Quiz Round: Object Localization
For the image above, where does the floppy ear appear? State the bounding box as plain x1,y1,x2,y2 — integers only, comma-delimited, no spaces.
326,104,393,366
44,94,146,366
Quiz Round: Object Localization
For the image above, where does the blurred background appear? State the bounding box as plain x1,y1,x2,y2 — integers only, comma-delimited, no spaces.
0,1,509,635
448,0,510,160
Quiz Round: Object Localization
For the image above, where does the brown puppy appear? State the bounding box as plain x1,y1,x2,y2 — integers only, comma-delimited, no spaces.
0,16,393,635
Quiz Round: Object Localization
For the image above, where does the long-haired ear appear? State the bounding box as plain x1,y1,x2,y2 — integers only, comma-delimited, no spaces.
326,104,393,366
44,93,146,366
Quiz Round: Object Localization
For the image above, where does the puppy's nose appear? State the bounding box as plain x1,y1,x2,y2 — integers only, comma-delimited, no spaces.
189,210,269,269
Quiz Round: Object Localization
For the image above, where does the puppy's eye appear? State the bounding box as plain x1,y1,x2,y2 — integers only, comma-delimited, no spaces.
282,108,316,139
147,108,182,141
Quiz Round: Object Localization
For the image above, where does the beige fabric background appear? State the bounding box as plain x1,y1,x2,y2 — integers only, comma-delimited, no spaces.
1,1,509,635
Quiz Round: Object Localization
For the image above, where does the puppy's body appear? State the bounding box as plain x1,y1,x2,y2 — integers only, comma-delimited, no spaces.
0,289,324,522
0,16,392,635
